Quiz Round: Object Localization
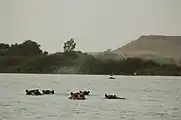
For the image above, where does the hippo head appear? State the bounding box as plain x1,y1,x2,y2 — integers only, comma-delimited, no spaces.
25,90,28,92
70,92,73,95
52,90,54,94
80,94,84,98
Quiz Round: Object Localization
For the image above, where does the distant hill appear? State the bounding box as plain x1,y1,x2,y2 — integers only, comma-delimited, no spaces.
87,51,124,60
112,35,181,64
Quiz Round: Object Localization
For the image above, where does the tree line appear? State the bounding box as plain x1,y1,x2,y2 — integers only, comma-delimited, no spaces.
0,39,181,76
80,56,181,76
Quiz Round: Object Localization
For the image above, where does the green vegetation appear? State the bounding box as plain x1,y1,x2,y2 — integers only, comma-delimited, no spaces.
80,57,181,76
63,38,76,52
0,39,181,76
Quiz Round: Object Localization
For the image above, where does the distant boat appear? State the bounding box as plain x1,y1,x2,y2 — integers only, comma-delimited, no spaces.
109,73,115,79
134,72,137,76
109,76,115,79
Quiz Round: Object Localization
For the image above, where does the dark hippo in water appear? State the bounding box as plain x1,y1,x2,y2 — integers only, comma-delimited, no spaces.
25,89,42,96
77,90,90,95
42,90,54,95
105,94,126,99
69,92,86,100
83,91,90,95
25,90,32,95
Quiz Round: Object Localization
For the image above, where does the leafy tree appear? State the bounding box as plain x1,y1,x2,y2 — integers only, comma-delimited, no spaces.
20,40,42,55
0,43,10,56
43,51,48,55
7,40,42,56
0,43,9,50
63,38,76,52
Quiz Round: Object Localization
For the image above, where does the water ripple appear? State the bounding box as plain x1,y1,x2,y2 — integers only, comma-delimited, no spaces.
0,74,181,120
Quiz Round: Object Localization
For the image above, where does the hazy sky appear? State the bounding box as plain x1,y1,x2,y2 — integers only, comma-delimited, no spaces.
0,0,181,53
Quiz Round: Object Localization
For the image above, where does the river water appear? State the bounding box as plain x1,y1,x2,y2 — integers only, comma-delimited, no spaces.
0,74,181,120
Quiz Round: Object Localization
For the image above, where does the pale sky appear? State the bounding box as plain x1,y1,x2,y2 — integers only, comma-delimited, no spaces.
0,0,181,53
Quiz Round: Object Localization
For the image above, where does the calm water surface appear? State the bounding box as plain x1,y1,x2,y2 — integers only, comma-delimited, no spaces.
0,74,181,120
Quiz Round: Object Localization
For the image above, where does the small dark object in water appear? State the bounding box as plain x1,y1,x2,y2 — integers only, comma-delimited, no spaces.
83,91,90,95
109,76,115,79
109,73,116,79
34,90,42,95
105,94,126,99
70,90,90,96
25,89,42,96
42,90,54,95
69,91,86,100
26,90,32,95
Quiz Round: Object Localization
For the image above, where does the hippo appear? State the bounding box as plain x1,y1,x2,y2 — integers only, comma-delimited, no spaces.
78,94,86,100
25,89,42,96
69,91,86,100
69,92,79,98
69,93,78,100
105,94,126,99
70,92,74,96
83,91,90,95
25,90,32,95
25,89,37,95
42,90,54,95
33,89,42,95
